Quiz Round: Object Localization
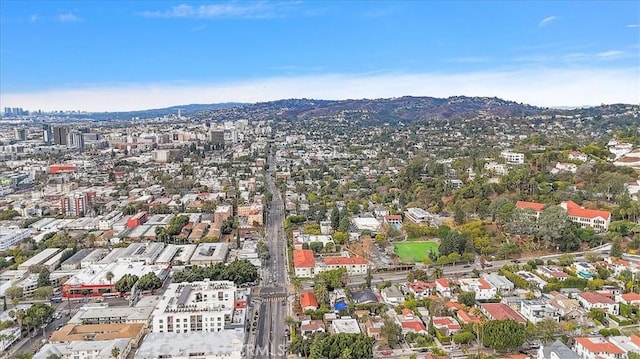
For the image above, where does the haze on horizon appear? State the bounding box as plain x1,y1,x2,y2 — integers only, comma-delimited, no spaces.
1,1,639,112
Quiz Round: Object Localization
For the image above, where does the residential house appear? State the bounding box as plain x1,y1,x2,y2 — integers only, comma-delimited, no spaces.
300,319,325,339
432,317,461,337
396,309,427,335
479,303,527,324
458,278,497,300
536,266,570,281
293,249,315,277
300,292,318,312
537,339,579,359
381,286,405,305
406,280,436,299
617,292,640,306
436,278,452,298
331,318,361,334
316,256,368,276
573,337,625,359
568,151,589,162
481,273,515,294
520,300,561,324
577,292,619,315
515,201,545,219
547,291,585,320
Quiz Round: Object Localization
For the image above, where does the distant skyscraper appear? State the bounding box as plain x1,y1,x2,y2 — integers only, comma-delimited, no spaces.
67,131,84,151
42,124,53,144
53,126,69,145
14,128,27,141
210,130,225,150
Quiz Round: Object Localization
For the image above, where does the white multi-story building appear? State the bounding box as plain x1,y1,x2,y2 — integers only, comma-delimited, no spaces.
520,300,561,324
500,151,525,164
458,278,497,300
573,337,625,359
0,228,31,251
577,292,619,315
152,280,238,333
98,210,123,230
561,200,611,232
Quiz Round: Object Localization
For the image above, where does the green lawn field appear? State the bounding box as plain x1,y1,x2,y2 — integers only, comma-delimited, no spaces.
394,241,439,263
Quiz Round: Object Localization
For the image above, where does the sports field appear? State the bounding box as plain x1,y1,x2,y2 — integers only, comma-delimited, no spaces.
394,241,439,263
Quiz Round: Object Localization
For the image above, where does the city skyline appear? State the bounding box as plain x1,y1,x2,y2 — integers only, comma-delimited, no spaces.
1,0,639,111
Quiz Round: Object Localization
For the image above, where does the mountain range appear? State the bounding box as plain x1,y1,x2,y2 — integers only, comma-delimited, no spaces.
75,96,638,124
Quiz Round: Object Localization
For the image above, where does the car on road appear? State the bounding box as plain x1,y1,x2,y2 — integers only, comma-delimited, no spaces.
485,262,493,267
511,259,521,263
463,264,471,268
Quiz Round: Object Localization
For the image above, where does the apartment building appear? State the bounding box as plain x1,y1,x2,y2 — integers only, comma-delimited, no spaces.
151,280,238,333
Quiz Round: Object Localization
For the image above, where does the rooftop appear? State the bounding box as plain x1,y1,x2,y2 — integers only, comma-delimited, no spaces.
135,330,245,358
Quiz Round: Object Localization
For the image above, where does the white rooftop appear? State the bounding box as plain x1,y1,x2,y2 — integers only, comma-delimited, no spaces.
135,330,244,359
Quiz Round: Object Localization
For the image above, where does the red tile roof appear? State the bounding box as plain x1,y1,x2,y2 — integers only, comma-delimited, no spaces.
578,292,615,304
324,257,368,265
631,334,640,346
621,292,640,303
480,303,526,324
457,309,481,324
293,249,316,268
401,321,427,332
385,215,403,220
408,280,436,292
300,291,318,309
575,337,624,354
515,201,546,212
436,278,450,287
432,317,461,330
563,200,611,220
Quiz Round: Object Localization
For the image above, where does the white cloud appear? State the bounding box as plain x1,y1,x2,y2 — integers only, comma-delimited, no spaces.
538,16,558,27
2,68,638,112
30,14,39,22
596,50,625,59
58,13,81,22
142,3,282,19
627,24,640,28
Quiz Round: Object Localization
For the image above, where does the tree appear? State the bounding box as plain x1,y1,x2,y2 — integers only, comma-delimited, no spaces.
106,271,115,285
137,273,162,291
610,238,623,257
458,291,476,307
309,333,373,359
380,316,402,348
533,319,560,343
111,346,121,358
33,286,54,300
538,206,571,249
452,331,475,344
482,319,526,351
309,241,324,254
37,268,51,287
115,274,139,293
431,266,444,279
6,286,23,306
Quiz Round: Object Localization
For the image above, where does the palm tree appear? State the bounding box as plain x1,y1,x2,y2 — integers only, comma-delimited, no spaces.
291,277,303,294
431,266,444,279
111,346,121,358
313,282,329,305
106,271,115,285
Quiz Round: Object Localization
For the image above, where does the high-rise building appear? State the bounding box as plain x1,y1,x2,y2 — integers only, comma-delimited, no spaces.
53,126,69,145
42,124,53,144
14,128,27,141
209,130,225,150
67,131,84,151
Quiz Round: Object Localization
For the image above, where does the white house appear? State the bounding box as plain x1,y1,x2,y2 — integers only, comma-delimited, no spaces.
520,300,561,324
573,337,625,359
435,278,452,298
500,151,525,164
577,292,619,315
458,278,496,300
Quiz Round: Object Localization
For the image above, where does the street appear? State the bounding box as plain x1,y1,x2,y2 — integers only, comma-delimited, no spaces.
251,149,289,358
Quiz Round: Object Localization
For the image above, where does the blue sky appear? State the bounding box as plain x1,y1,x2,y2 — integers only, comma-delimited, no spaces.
1,1,638,111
